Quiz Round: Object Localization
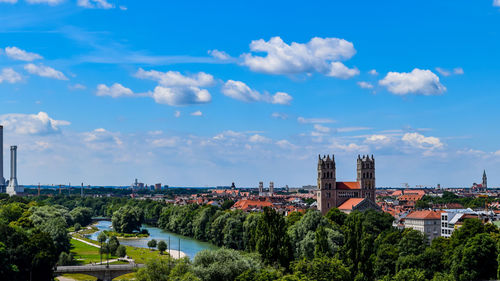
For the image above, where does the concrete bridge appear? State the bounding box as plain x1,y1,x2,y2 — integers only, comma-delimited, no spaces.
55,264,144,281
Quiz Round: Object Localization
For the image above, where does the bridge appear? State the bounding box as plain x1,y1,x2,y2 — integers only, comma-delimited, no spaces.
55,264,144,281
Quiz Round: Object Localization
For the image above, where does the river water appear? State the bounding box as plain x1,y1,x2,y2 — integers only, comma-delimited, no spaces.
88,221,218,259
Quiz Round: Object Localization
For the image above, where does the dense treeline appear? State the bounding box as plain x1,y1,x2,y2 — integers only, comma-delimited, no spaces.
415,191,491,209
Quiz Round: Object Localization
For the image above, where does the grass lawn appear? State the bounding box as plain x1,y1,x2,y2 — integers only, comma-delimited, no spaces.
124,246,171,264
70,239,118,264
58,273,134,281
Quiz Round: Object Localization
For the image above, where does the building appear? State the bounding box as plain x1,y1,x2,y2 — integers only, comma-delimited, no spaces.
154,183,162,191
317,154,379,214
440,208,499,238
404,210,441,240
472,170,487,192
6,145,23,196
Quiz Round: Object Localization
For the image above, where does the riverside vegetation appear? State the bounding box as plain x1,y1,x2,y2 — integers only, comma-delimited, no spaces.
0,194,499,280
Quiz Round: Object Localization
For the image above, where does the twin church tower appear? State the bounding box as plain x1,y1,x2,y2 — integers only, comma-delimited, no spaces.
317,154,376,214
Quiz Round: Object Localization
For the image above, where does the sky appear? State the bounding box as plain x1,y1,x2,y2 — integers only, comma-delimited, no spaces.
0,0,499,187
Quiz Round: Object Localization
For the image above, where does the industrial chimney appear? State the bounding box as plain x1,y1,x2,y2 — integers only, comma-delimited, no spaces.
0,126,4,188
6,145,20,196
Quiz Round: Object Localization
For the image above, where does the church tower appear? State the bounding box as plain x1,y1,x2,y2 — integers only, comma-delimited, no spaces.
482,170,487,188
317,154,336,215
357,155,375,200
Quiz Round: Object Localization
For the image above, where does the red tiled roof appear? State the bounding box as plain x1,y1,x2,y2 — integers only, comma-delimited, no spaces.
338,198,365,210
406,210,441,220
398,194,424,201
337,182,361,190
232,199,273,211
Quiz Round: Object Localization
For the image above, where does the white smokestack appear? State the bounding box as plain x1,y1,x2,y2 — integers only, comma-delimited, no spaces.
0,126,4,186
6,145,19,196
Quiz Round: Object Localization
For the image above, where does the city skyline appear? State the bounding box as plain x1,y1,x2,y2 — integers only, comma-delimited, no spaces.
1,1,500,186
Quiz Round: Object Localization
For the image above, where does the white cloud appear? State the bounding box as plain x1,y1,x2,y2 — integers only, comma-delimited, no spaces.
0,112,70,135
357,81,373,89
190,110,202,116
271,112,288,120
151,137,178,148
208,49,230,60
96,83,133,98
151,86,211,106
297,117,335,124
25,0,63,4
174,111,181,118
276,139,296,149
379,68,446,95
435,67,451,77
337,127,372,133
365,134,391,145
494,0,500,7
24,63,67,80
314,124,331,133
327,61,359,79
119,5,127,10
77,0,114,9
0,0,17,3
241,36,358,78
249,134,271,143
135,68,214,87
402,132,443,150
221,80,292,105
4,47,42,61
69,83,86,90
369,69,378,75
453,67,464,75
0,68,21,83
83,128,122,147
136,69,214,106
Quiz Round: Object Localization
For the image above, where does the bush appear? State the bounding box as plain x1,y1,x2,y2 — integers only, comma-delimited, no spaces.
74,223,81,232
116,245,127,258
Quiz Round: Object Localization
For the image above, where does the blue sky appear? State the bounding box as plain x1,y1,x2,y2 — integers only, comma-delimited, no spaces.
0,0,499,187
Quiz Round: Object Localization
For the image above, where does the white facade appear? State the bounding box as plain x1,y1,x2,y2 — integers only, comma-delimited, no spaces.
405,217,441,241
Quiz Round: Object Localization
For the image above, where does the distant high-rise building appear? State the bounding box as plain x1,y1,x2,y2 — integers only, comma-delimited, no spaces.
269,182,274,194
155,183,161,191
258,181,263,194
0,126,5,190
483,170,487,188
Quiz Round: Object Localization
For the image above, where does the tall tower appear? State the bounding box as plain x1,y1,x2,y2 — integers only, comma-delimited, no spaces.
357,155,375,200
482,170,487,188
258,181,263,194
269,182,274,195
0,126,5,189
317,154,336,215
6,146,20,196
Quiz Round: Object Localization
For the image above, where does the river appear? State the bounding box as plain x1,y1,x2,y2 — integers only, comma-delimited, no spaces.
88,221,218,259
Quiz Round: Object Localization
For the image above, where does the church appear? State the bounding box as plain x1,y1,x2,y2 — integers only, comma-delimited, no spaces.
317,154,380,214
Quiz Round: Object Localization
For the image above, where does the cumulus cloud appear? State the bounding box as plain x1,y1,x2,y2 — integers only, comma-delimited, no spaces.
96,83,134,97
0,68,21,83
208,49,231,60
276,139,296,149
369,69,378,75
69,83,86,90
0,112,70,135
402,132,443,150
357,81,373,89
136,68,214,106
297,117,335,124
379,68,446,95
174,111,181,118
4,47,42,61
190,110,203,116
151,86,211,106
24,63,67,80
337,127,372,133
241,36,358,78
83,128,122,146
77,0,114,9
494,0,500,7
0,0,17,3
249,134,271,143
25,0,63,5
365,134,392,147
151,137,178,148
222,80,292,105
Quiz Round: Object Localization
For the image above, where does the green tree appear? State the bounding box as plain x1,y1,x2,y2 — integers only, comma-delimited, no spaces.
136,258,172,281
69,207,93,227
314,226,330,258
193,248,262,281
325,208,346,226
148,239,157,250
111,205,144,233
116,245,127,257
391,268,427,281
291,256,350,281
255,207,292,268
158,240,167,254
58,252,74,266
37,217,71,253
286,211,303,228
451,233,497,281
108,236,120,255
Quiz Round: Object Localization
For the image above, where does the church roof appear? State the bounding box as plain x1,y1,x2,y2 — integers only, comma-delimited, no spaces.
338,198,366,210
336,181,361,190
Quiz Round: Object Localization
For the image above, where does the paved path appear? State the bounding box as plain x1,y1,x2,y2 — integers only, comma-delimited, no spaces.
168,249,187,259
72,237,101,248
